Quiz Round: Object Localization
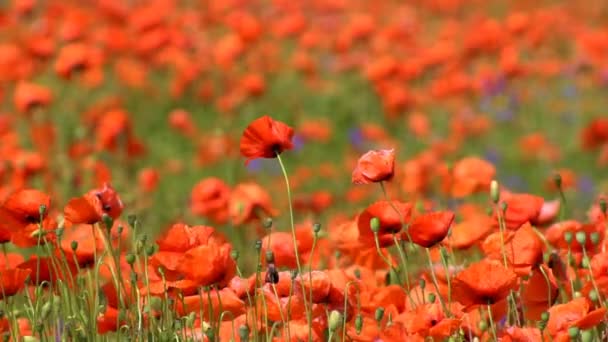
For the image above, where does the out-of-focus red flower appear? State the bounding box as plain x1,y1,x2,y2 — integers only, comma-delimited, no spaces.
229,182,278,225
14,81,53,115
352,149,395,184
190,177,230,223
168,109,196,137
138,168,160,193
581,118,608,150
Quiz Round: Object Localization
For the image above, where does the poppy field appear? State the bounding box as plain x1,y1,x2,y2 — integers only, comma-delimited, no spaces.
3,0,608,341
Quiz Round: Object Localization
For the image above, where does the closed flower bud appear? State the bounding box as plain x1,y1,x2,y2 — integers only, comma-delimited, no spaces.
355,314,363,334
125,253,136,265
375,307,385,322
575,231,586,246
328,310,342,332
370,217,380,233
490,180,499,204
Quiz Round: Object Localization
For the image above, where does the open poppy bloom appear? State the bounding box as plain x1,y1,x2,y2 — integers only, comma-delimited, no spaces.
482,223,544,275
240,115,294,165
545,297,606,341
351,149,395,184
406,211,455,248
493,192,545,230
357,201,412,247
0,189,54,246
228,182,278,225
451,258,519,308
63,183,123,227
449,156,496,197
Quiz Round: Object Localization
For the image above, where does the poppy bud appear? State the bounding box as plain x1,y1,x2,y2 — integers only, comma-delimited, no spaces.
125,253,135,266
127,214,137,229
263,218,273,229
238,325,250,342
590,232,600,245
71,241,78,251
265,251,275,264
328,310,342,332
145,245,155,257
419,278,426,290
41,301,52,320
540,312,549,322
589,289,599,303
130,271,138,283
355,314,363,334
313,222,321,234
265,265,279,284
574,291,582,298
39,204,47,218
568,327,579,339
600,198,607,215
575,231,586,246
370,217,380,233
553,173,562,189
581,330,594,342
374,307,385,322
564,232,573,244
102,213,113,231
255,240,262,252
428,293,436,303
478,320,488,332
56,227,64,239
500,201,508,213
581,256,590,268
490,180,499,204
415,201,425,214
230,250,239,261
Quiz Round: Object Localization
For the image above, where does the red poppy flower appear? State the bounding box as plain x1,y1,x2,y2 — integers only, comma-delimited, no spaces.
451,258,519,307
493,192,544,230
0,268,31,299
177,241,236,287
357,201,412,247
352,149,395,184
190,177,230,223
546,298,606,341
177,288,245,319
581,117,608,150
0,189,51,245
482,223,545,275
406,211,455,248
449,157,496,198
156,223,220,252
240,115,294,165
229,182,278,225
64,183,123,226
13,81,53,115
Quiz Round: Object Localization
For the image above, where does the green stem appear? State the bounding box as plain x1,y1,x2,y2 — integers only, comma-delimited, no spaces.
275,153,311,336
